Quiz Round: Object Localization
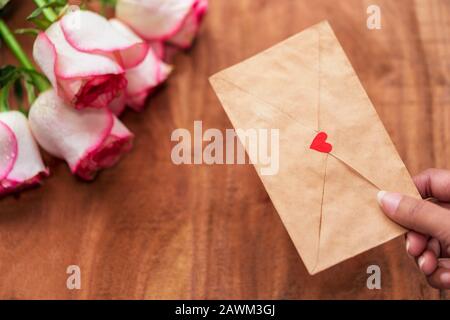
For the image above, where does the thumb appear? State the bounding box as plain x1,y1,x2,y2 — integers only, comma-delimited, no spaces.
377,191,450,238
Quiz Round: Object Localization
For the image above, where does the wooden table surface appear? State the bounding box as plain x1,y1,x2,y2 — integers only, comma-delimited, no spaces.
0,0,448,299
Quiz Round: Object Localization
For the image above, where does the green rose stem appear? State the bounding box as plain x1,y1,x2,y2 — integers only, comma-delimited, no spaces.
0,19,50,92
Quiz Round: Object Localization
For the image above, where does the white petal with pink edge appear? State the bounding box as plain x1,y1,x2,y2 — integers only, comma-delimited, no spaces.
125,49,165,95
61,11,148,69
0,111,47,182
109,18,173,110
167,0,208,48
73,117,133,180
116,0,196,41
125,50,172,110
29,90,133,180
33,32,58,91
34,22,123,80
29,90,113,169
34,23,128,110
0,119,18,181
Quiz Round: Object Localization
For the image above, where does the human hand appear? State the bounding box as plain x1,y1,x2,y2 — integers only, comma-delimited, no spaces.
377,168,450,289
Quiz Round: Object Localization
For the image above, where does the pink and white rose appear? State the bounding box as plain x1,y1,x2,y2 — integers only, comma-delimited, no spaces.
33,10,148,110
109,18,172,112
29,90,134,181
116,0,208,49
0,111,48,197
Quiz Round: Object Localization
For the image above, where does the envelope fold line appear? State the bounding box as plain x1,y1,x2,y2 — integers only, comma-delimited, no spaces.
213,74,384,191
329,152,382,190
311,153,329,273
212,76,318,136
209,20,420,275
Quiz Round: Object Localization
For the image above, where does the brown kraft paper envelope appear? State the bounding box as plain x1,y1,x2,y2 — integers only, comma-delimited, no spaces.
209,21,420,275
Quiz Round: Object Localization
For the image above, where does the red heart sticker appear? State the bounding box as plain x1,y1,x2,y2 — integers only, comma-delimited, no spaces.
310,131,332,153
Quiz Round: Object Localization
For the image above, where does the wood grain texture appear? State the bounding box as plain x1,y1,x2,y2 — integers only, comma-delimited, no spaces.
0,0,448,299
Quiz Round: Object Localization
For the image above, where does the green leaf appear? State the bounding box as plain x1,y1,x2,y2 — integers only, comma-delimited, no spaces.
29,17,51,30
0,83,11,112
0,65,19,88
21,68,49,83
0,66,19,112
0,0,10,11
0,66,48,112
101,0,117,7
27,0,68,25
15,28,41,36
27,7,46,21
13,78,23,105
99,0,117,15
24,77,36,105
54,3,69,15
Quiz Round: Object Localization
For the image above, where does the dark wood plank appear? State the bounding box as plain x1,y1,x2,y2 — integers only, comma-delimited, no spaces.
0,0,447,299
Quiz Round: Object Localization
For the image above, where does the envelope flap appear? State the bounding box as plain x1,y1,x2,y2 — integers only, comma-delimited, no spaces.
315,22,419,197
313,155,405,273
217,26,321,131
209,76,327,273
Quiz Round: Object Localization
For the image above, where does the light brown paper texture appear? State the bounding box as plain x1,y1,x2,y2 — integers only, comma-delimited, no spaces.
209,21,420,274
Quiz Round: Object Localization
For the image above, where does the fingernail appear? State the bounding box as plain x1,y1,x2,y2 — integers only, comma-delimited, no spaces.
406,238,411,255
418,256,425,270
439,272,450,284
377,191,402,215
376,191,386,205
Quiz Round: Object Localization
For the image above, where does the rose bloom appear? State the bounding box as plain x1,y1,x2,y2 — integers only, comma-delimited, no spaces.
116,0,208,49
29,90,134,181
33,10,148,110
0,111,48,197
109,18,173,113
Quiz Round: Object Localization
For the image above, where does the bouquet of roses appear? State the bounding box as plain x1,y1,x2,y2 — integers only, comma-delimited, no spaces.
0,0,207,197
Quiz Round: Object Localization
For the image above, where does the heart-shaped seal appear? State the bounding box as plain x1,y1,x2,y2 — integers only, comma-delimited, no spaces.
310,131,332,153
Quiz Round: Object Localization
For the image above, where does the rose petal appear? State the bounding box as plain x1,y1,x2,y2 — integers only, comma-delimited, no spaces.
73,117,133,180
61,11,148,69
125,91,149,111
0,111,47,182
29,89,113,170
33,32,58,93
33,22,128,110
149,41,165,60
125,50,172,110
116,0,196,41
108,93,127,116
109,18,173,110
73,74,128,109
167,0,208,48
0,119,18,181
125,43,172,96
0,172,48,197
0,112,48,197
29,90,133,180
36,22,124,79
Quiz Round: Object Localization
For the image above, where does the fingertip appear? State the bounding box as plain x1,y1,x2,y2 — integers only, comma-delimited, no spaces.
427,267,450,290
406,231,428,257
418,250,438,276
440,272,450,286
427,238,441,257
413,168,450,202
377,191,402,216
